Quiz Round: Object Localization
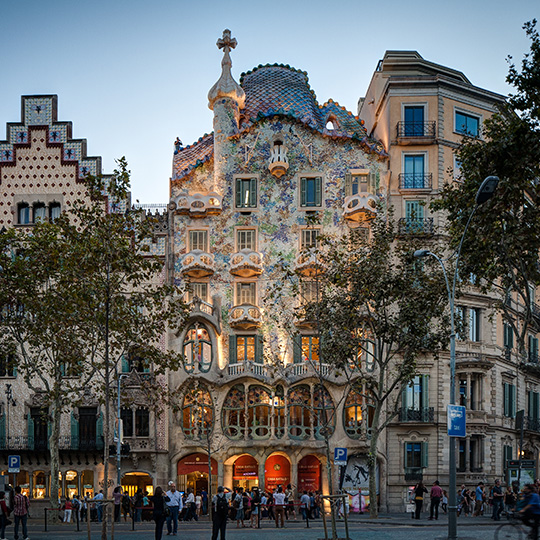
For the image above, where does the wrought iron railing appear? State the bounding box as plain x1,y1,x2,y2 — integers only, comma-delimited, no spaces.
398,173,432,190
404,468,424,483
525,416,540,432
399,407,435,422
396,121,436,138
397,218,434,236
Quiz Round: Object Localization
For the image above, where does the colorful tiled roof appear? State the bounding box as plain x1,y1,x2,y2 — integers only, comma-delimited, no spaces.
172,133,214,181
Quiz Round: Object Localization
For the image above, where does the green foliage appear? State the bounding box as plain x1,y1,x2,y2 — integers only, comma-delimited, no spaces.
433,20,540,351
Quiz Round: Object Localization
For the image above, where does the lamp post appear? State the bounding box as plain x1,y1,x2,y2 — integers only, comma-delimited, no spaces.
414,175,498,540
116,373,128,487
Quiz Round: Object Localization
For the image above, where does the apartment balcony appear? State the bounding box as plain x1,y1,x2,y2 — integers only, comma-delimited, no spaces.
397,218,434,236
398,173,432,191
180,250,215,278
229,249,263,278
173,192,222,218
404,468,424,483
399,407,435,423
229,304,262,330
343,194,378,223
268,144,289,178
396,121,436,144
532,303,540,325
525,416,540,433
295,252,325,278
187,296,221,334
288,361,332,378
227,361,267,377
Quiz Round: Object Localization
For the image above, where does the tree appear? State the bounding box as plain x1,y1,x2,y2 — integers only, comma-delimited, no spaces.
267,212,449,520
434,20,540,357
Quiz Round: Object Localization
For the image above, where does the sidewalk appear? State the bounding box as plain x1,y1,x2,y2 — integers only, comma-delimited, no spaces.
349,511,505,527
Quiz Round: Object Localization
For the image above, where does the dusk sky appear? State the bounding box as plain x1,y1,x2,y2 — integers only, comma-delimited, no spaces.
0,0,537,204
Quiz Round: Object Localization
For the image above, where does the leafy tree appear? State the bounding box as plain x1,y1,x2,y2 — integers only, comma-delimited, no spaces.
267,212,448,520
434,20,540,358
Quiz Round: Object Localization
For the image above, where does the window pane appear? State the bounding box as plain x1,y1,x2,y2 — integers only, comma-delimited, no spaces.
135,408,149,437
236,282,255,304
189,230,207,251
236,178,257,208
34,205,46,222
50,203,61,221
237,229,256,251
301,229,319,250
456,111,479,136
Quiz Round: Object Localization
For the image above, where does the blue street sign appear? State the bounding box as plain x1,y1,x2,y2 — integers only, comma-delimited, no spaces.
8,455,20,473
447,405,466,437
334,447,348,465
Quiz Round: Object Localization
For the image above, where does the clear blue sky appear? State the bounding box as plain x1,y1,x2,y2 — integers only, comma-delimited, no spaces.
0,0,536,203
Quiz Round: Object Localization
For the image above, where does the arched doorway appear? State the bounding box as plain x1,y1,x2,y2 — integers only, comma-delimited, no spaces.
121,472,154,497
298,455,322,492
233,454,259,491
177,453,217,495
264,454,291,492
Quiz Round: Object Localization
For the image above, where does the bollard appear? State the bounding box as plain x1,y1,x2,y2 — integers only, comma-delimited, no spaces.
44,508,47,532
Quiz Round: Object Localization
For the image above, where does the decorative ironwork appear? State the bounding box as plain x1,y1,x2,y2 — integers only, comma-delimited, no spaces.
399,407,435,423
398,173,432,190
405,468,424,483
397,218,434,236
525,416,540,432
396,121,436,138
343,194,378,222
229,304,262,329
181,250,215,278
229,249,263,277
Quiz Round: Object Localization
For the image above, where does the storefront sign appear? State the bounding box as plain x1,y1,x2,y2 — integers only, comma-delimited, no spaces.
298,455,321,491
264,454,290,492
177,453,217,475
233,455,258,478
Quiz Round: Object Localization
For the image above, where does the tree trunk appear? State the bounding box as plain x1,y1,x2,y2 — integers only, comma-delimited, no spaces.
48,393,62,519
323,435,338,540
368,406,381,519
207,437,213,522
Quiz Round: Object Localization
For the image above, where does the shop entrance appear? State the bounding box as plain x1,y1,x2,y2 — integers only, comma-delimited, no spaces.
177,453,217,495
264,453,291,492
233,454,259,491
298,455,322,492
121,472,154,497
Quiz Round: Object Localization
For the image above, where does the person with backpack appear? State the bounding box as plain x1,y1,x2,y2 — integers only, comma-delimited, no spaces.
13,485,30,540
212,486,229,540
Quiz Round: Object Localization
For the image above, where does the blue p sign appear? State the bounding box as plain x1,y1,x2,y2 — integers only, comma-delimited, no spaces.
8,455,20,473
334,447,347,465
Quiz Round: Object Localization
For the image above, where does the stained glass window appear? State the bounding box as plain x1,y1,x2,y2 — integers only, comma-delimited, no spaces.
182,386,213,440
223,385,246,440
183,323,213,373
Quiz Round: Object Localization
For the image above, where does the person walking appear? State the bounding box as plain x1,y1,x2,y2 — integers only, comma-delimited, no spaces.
113,486,123,522
520,484,540,539
150,486,170,540
0,491,11,540
413,482,427,520
212,486,229,540
492,479,504,521
233,487,245,528
184,488,196,521
13,485,30,540
273,486,286,528
300,490,311,523
429,481,443,520
165,481,182,536
441,490,448,514
201,489,208,516
285,484,296,521
473,482,484,516
250,488,260,528
93,489,104,522
121,491,131,521
63,497,73,523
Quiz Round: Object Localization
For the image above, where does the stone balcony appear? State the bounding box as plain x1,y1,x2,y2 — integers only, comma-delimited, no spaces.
228,361,268,377
229,249,263,278
343,194,378,223
229,303,262,329
295,252,325,278
287,361,332,378
268,144,289,178
172,192,222,218
181,250,215,278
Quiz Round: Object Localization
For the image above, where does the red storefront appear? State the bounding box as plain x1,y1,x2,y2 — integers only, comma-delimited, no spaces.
264,454,291,492
297,455,321,492
177,453,217,494
233,454,259,490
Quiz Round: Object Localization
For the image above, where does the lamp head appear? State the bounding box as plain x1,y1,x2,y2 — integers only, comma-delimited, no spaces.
475,176,499,205
413,249,431,258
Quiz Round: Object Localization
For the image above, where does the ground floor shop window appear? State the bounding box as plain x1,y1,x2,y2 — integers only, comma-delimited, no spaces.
121,472,154,498
176,453,217,495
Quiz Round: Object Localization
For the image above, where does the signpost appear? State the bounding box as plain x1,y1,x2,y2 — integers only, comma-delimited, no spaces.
447,405,466,437
8,455,20,474
334,447,347,466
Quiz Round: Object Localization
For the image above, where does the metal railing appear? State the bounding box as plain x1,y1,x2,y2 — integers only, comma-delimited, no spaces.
399,407,435,422
525,416,540,432
404,468,424,483
398,218,434,236
398,173,432,190
396,121,436,138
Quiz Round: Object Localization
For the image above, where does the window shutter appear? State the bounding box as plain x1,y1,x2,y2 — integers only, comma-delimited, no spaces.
315,177,322,207
344,173,352,198
255,334,264,365
528,391,533,416
300,178,307,206
249,178,257,208
235,178,242,208
404,442,409,469
511,385,516,418
0,414,5,449
293,334,302,364
26,415,34,450
534,392,540,420
421,442,428,468
504,383,509,417
96,411,104,450
421,375,429,410
368,172,377,194
229,335,237,364
401,385,408,418
70,412,79,449
121,355,130,373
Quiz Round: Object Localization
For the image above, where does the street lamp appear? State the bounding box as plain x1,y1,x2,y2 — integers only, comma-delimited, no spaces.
414,175,499,540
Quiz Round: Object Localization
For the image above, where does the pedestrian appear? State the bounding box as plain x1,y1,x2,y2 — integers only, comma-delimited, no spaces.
93,489,104,522
233,487,245,528
211,486,229,540
121,491,131,521
442,490,448,514
473,482,484,516
195,491,202,517
267,491,275,521
273,486,286,528
285,484,296,520
201,488,208,515
165,480,183,536
492,479,504,521
413,481,427,519
113,486,123,522
300,490,311,523
184,488,197,521
309,491,316,519
13,485,29,540
505,487,516,515
519,484,540,539
0,491,11,540
72,494,81,522
63,496,73,523
150,486,170,540
429,481,443,520
134,488,143,522
250,488,260,528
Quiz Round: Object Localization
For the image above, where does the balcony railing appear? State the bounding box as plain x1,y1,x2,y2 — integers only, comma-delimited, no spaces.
288,361,331,377
228,361,267,377
180,250,215,278
404,468,424,483
398,218,434,236
396,121,436,139
525,416,540,433
398,173,432,190
399,407,435,423
528,352,539,364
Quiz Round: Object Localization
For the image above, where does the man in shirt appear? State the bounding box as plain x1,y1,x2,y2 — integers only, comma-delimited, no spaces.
184,488,196,521
93,490,104,523
492,479,504,521
428,480,443,520
520,484,540,539
165,481,183,536
234,487,244,528
212,486,229,540
13,486,30,540
473,482,484,516
300,490,311,522
273,486,286,528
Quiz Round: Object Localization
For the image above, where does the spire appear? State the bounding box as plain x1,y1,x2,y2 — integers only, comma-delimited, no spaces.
208,29,246,110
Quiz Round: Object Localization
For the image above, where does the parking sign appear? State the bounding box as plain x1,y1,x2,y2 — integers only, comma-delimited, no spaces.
334,447,347,466
447,405,466,437
8,455,20,474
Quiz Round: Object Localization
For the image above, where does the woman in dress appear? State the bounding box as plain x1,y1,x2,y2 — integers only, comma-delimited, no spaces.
150,486,170,540
196,491,202,517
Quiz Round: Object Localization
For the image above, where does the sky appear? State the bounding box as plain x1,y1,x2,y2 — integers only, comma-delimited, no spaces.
0,0,537,204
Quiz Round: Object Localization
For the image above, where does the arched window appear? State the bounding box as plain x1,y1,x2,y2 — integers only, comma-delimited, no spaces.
313,385,335,440
17,203,30,225
183,323,213,373
222,385,245,440
288,385,312,440
274,385,285,439
344,386,375,439
33,202,46,222
182,386,213,440
247,386,271,440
